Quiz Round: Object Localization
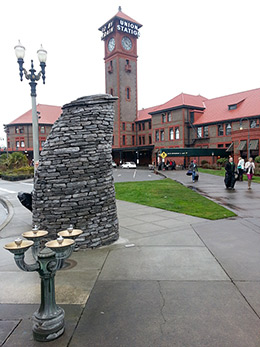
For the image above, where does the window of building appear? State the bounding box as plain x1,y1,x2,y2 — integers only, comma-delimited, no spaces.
138,123,141,131
175,127,180,139
160,129,165,141
126,87,131,100
132,123,135,131
228,104,237,110
110,88,114,96
15,127,19,134
16,140,19,148
139,136,142,145
169,128,174,140
250,120,257,128
20,140,25,148
122,135,126,145
142,122,145,130
218,124,224,136
225,123,231,135
41,140,45,147
148,121,151,129
142,136,145,145
167,112,172,122
190,112,194,124
162,114,166,123
204,126,209,137
217,144,224,148
112,136,114,146
122,122,125,131
132,136,135,145
149,135,152,144
19,127,24,134
197,127,202,138
40,126,45,134
126,59,129,65
155,130,159,142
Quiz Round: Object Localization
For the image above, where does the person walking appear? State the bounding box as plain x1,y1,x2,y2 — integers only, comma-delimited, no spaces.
237,157,245,181
245,157,255,190
189,159,198,183
224,156,236,189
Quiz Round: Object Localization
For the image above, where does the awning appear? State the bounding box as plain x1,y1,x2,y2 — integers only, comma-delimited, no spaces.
237,140,247,151
226,143,234,152
249,139,259,151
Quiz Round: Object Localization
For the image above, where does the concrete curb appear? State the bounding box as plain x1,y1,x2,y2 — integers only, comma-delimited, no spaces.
0,196,14,232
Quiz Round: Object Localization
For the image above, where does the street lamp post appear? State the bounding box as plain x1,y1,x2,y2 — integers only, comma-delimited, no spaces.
239,117,250,159
14,40,47,170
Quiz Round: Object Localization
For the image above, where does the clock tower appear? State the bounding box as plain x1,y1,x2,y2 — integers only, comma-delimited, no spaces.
99,7,142,162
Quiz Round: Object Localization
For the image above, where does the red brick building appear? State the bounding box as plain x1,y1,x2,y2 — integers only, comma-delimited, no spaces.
3,8,260,167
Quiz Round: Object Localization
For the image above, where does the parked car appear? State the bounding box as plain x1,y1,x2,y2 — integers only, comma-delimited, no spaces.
121,162,137,169
112,161,117,168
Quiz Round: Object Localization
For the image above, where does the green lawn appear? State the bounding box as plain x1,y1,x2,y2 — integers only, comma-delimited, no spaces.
198,167,260,183
114,178,236,220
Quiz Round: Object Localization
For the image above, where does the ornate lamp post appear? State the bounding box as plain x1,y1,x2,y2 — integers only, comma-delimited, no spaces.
4,226,82,342
14,40,47,170
240,117,250,159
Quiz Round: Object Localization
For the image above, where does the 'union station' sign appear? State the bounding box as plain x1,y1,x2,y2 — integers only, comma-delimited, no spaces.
100,19,140,40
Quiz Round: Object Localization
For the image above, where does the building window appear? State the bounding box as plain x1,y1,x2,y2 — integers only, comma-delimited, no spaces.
139,136,141,145
142,122,145,130
167,112,172,122
41,140,45,147
19,127,24,134
228,104,237,110
175,127,180,139
250,120,257,128
218,144,224,148
15,127,19,134
16,141,20,148
160,129,165,141
148,121,151,129
169,128,174,140
204,126,209,137
190,112,194,124
138,123,141,131
122,122,125,131
122,135,126,145
225,123,231,135
155,130,159,142
20,140,25,147
162,114,166,123
132,123,135,131
142,136,145,145
149,135,152,144
218,124,224,136
110,88,114,96
197,127,202,138
126,87,131,100
132,136,135,145
40,126,45,134
112,136,114,146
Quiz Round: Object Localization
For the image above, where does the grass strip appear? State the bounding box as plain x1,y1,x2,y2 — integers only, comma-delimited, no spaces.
198,168,260,183
114,178,236,220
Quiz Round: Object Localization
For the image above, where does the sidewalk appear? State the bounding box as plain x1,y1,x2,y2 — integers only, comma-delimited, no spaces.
1,172,260,346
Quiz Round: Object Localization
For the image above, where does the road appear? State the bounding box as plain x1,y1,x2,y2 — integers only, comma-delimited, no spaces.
112,168,163,182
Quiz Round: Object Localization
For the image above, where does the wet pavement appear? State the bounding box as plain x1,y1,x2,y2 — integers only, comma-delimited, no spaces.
0,172,260,346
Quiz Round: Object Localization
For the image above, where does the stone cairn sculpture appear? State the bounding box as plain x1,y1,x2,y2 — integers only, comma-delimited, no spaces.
32,94,119,248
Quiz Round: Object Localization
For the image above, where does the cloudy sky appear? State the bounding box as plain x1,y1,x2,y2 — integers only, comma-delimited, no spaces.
1,0,260,145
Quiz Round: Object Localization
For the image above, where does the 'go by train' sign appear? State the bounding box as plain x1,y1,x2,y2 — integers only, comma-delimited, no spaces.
100,19,140,40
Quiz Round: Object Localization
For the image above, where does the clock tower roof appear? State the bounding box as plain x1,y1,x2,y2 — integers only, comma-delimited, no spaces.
98,7,142,32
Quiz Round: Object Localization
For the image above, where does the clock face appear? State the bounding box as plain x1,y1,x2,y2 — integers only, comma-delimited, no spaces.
108,37,115,52
122,36,132,51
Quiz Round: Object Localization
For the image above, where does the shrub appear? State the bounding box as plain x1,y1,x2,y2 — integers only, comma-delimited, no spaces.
217,157,228,166
255,156,260,163
202,163,210,169
201,160,209,165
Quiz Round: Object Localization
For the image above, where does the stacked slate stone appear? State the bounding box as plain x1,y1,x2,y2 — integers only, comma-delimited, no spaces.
32,94,119,248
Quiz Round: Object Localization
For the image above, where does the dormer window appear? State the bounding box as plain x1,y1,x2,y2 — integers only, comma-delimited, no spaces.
228,104,237,110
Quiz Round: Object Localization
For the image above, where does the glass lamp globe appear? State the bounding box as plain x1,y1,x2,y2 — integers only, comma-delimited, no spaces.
37,44,47,63
14,40,25,59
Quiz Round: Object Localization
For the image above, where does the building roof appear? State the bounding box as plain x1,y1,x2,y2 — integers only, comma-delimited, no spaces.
8,104,62,126
98,8,142,31
193,88,260,125
149,93,207,115
137,105,160,121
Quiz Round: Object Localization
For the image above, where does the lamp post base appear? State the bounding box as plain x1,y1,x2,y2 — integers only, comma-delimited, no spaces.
32,307,65,342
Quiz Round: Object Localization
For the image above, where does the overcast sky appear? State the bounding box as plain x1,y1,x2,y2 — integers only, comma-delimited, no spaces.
1,0,260,145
